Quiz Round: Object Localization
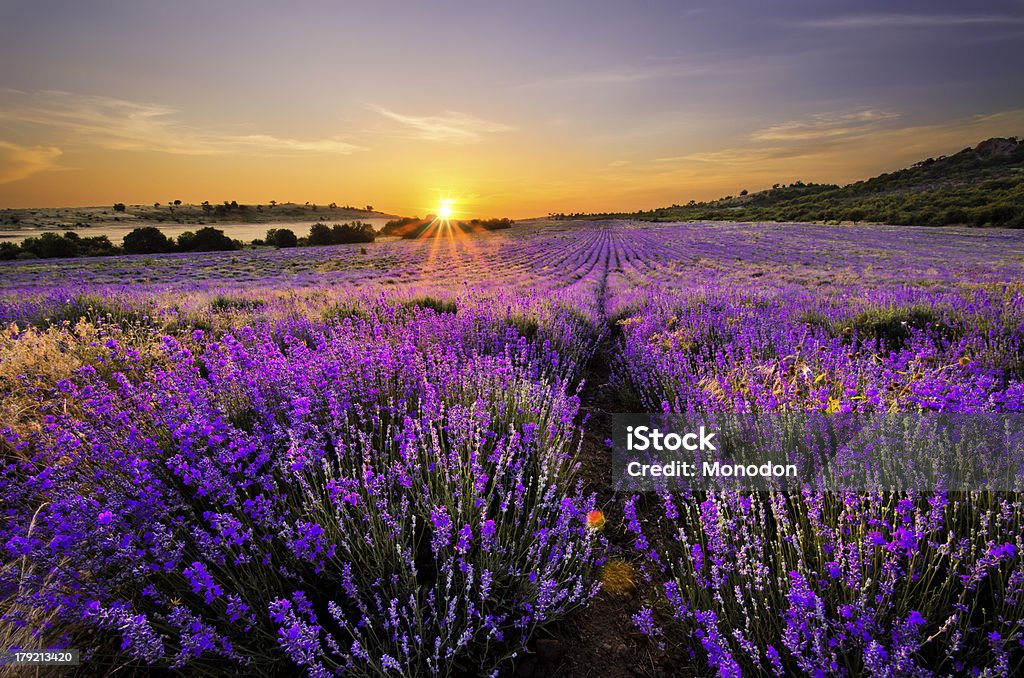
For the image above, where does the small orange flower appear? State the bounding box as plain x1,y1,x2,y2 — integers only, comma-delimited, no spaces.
586,509,606,531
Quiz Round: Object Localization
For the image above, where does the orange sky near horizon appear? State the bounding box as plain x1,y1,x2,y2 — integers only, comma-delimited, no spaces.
3,107,1021,219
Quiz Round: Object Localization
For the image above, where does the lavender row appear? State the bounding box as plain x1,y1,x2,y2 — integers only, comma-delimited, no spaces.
1,293,604,675
602,225,1024,674
4,220,1024,675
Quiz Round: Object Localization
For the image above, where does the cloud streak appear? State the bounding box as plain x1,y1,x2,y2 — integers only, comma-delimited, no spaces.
524,64,720,87
750,109,899,142
0,89,365,156
791,13,1024,30
0,140,62,184
369,105,513,144
650,109,1024,179
519,55,756,89
652,108,900,164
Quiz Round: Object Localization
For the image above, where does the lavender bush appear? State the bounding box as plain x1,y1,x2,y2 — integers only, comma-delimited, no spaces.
624,490,1022,675
2,296,603,675
604,224,1024,674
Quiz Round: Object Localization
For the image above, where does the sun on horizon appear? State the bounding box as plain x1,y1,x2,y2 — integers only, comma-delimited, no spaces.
438,198,455,221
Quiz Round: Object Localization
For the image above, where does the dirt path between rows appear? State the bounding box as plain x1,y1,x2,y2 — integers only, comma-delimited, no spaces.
517,331,692,676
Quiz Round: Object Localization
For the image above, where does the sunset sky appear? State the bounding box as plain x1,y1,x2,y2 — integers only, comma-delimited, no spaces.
1,0,1022,218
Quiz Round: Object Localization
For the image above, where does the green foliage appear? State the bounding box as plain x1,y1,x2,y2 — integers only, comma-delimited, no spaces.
848,306,942,351
20,232,79,259
380,216,419,234
265,227,298,248
21,293,155,330
322,300,370,323
380,216,515,239
209,295,265,313
76,235,120,257
6,226,233,260
308,221,376,246
403,296,458,314
177,227,239,252
590,138,1024,228
124,227,174,255
379,216,423,237
799,303,960,353
506,314,540,341
307,223,333,246
466,217,514,231
0,217,372,263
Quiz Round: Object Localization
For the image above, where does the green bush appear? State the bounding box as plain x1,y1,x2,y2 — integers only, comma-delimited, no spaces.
403,296,458,315
265,228,298,248
124,227,175,255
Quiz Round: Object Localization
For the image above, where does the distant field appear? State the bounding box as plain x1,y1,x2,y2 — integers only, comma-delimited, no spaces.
4,219,1024,293
2,220,1023,676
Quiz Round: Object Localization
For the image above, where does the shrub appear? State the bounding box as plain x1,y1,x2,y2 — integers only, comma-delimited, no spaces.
265,228,298,248
8,292,155,330
380,216,423,237
403,296,458,315
209,295,266,313
626,491,1023,676
308,222,376,246
178,227,238,252
0,241,20,260
78,235,121,257
331,222,375,244
20,232,78,259
322,300,369,323
123,227,175,255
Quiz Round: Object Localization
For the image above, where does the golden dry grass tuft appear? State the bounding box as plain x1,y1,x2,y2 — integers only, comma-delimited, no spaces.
600,559,637,597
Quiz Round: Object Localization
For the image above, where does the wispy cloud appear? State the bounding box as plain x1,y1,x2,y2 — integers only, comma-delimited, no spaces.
790,13,1024,30
650,109,1024,177
368,105,513,144
0,89,365,156
0,140,62,184
750,109,899,142
574,107,1024,209
656,144,834,165
225,134,363,154
654,108,900,163
519,58,748,89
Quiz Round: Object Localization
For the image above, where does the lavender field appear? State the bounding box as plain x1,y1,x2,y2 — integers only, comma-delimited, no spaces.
2,220,1023,676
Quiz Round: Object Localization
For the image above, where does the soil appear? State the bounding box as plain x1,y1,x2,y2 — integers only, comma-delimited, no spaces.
514,338,695,678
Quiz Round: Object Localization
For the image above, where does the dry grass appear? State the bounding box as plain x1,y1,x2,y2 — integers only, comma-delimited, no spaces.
600,559,637,597
0,321,113,452
0,320,166,669
0,504,69,678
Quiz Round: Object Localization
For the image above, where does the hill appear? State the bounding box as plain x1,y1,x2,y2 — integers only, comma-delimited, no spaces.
580,137,1024,227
